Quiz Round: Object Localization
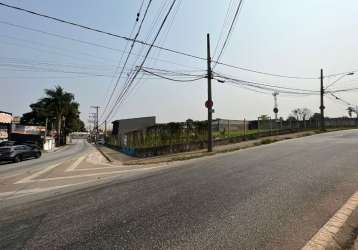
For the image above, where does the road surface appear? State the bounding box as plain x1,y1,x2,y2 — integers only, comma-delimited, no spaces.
0,139,90,174
1,130,358,249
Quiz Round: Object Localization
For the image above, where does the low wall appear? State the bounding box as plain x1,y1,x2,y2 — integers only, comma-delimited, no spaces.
108,127,315,158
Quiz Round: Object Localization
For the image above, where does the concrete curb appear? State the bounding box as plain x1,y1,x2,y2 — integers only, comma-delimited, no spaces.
94,145,112,163
303,191,358,249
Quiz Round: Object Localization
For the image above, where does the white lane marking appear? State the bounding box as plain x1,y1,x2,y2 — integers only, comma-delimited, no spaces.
22,165,163,183
15,162,63,184
302,190,358,249
0,172,23,179
0,181,93,200
65,155,86,172
69,165,129,171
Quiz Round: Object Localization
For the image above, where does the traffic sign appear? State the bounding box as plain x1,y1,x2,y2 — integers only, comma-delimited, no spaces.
205,100,213,109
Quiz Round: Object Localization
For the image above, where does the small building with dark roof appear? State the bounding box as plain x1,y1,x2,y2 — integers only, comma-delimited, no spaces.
112,116,156,136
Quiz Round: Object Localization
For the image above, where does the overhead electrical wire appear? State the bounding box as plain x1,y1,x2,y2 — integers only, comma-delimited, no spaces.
328,92,353,107
140,68,205,82
213,0,235,59
213,0,244,68
213,72,319,94
0,2,321,81
104,0,178,121
120,0,184,115
330,87,358,93
102,0,177,123
101,0,153,120
105,0,178,123
0,2,206,61
0,20,201,70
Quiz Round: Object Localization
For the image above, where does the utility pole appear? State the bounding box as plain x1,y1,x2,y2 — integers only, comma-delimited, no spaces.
44,117,48,138
104,120,107,138
206,33,213,152
320,69,325,131
91,106,100,143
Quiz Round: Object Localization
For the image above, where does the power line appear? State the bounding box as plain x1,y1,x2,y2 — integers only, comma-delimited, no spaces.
103,0,177,123
141,68,205,82
328,92,352,106
105,0,178,123
0,2,206,61
101,0,152,120
119,0,184,112
0,20,202,70
213,0,235,58
214,72,319,93
330,87,358,93
2,1,346,83
325,73,354,89
213,61,319,80
214,0,244,67
0,18,320,81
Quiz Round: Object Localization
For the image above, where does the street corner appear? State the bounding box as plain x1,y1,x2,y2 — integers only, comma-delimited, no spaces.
0,154,134,202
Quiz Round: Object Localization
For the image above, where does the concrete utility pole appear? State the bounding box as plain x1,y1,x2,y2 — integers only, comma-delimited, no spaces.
104,120,107,138
91,106,100,143
206,33,213,152
44,117,48,138
320,69,325,131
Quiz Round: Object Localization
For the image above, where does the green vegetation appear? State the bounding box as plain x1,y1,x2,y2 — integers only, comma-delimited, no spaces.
21,85,85,145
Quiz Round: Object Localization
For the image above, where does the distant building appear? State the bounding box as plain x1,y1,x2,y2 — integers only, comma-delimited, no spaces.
12,116,21,124
0,111,12,141
112,116,156,135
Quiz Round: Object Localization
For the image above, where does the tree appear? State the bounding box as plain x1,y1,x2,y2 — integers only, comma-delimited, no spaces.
301,108,312,121
291,108,300,120
347,107,356,118
287,115,297,122
310,113,321,120
21,86,84,145
290,108,312,121
258,114,270,120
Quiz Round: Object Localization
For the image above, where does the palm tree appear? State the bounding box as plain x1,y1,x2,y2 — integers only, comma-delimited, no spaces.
347,107,354,118
41,86,75,145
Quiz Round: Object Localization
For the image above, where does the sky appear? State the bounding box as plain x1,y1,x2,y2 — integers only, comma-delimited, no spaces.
1,0,358,129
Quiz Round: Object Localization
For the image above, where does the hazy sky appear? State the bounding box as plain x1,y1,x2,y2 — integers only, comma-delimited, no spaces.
1,0,358,127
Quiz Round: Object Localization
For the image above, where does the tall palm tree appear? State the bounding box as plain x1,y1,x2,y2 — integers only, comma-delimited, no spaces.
347,107,354,118
41,86,74,145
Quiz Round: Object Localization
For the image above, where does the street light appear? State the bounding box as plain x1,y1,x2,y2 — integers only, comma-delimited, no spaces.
325,72,354,89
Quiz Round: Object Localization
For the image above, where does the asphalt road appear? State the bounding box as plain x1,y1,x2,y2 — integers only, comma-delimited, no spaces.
1,130,358,249
0,139,91,175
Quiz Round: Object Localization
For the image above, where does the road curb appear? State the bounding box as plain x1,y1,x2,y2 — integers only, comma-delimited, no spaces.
302,191,358,250
94,145,113,163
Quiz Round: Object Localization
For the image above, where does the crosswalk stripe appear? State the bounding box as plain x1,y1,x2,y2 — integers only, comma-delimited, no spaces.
65,155,86,172
15,162,63,184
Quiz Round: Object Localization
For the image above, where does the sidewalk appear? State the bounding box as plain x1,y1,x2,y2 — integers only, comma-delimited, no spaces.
95,145,135,163
99,130,318,165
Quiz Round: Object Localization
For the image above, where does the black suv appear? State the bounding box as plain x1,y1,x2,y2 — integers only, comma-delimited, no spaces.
0,144,41,163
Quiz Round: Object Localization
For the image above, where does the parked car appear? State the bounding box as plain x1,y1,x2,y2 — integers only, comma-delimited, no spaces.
0,141,19,147
97,138,105,145
0,145,41,163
